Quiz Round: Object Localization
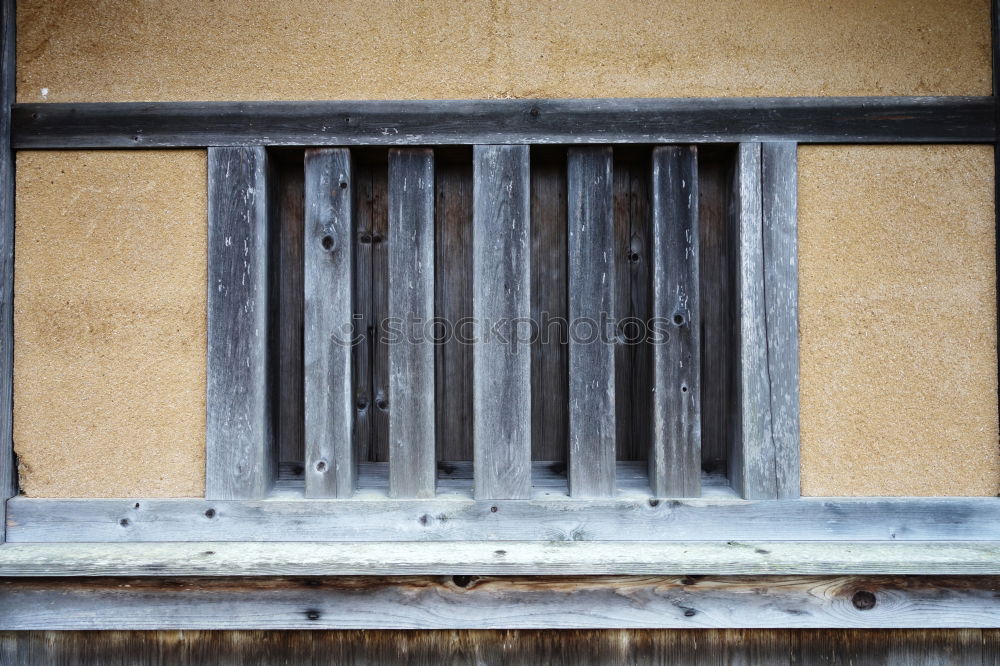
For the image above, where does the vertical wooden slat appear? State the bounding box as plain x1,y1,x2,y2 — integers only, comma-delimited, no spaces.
371,169,390,462
0,0,15,540
353,164,375,462
761,141,800,499
387,148,436,498
730,142,801,500
304,148,355,498
729,142,772,499
567,146,616,497
472,144,531,499
650,146,701,498
206,146,276,500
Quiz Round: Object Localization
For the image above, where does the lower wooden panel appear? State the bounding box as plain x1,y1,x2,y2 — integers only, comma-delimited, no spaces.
1,628,996,666
0,576,998,630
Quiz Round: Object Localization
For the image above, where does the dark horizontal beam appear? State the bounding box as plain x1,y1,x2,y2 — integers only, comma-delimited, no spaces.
11,96,995,148
2,575,998,629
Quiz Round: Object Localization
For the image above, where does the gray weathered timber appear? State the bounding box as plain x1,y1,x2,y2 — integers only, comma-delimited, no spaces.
387,148,436,498
761,142,800,498
0,541,999,577
567,147,616,497
11,97,995,148
650,146,701,497
303,148,355,498
729,143,771,499
0,0,14,542
2,575,999,630
472,145,532,499
8,495,1000,543
206,147,276,500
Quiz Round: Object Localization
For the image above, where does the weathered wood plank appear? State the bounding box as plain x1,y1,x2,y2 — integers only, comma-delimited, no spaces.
761,142,800,498
0,0,15,542
8,495,1000,543
729,143,772,499
2,575,998,630
12,97,995,148
0,541,999,576
206,147,276,500
387,148,436,498
303,148,355,498
352,161,376,462
650,146,701,497
567,146,617,497
472,145,532,499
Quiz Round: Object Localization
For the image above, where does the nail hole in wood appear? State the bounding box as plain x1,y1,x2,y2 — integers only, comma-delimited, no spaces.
321,235,334,251
119,518,130,527
673,313,685,326
134,502,140,509
684,608,697,617
340,181,348,189
452,575,475,588
360,233,372,244
204,508,216,519
375,398,388,410
372,234,383,244
490,505,498,513
316,460,327,473
305,609,321,621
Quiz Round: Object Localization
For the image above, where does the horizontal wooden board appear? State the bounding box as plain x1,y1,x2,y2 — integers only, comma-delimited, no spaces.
1,575,998,629
0,541,998,577
11,97,994,148
6,496,1000,543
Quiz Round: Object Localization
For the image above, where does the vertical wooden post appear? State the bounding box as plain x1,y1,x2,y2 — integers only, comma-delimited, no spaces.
0,0,15,540
731,142,800,499
762,141,800,499
567,146,616,497
206,146,276,500
650,146,701,498
304,148,355,498
387,148,436,498
472,145,532,499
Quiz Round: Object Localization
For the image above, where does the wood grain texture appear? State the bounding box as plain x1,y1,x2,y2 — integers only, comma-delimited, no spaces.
729,143,776,500
8,495,1000,543
472,145,532,499
650,146,701,497
0,541,999,576
613,153,652,462
387,148,436,498
761,142,800,498
206,147,275,500
1,628,996,665
12,97,995,148
0,0,14,540
567,146,616,497
2,575,999,630
303,148,355,498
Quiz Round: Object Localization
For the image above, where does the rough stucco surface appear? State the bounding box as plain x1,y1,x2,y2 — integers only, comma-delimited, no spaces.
16,0,991,102
799,146,999,496
13,151,207,497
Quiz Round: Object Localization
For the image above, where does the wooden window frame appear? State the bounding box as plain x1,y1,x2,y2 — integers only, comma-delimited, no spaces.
1,0,1000,629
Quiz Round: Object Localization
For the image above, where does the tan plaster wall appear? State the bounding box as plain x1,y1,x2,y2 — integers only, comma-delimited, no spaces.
16,0,991,103
10,0,999,496
14,151,207,497
799,145,999,496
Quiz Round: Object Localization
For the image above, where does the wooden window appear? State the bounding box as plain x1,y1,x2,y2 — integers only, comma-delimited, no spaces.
199,142,791,509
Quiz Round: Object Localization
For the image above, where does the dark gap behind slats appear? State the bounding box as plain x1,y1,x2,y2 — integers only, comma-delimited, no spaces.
274,145,735,480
